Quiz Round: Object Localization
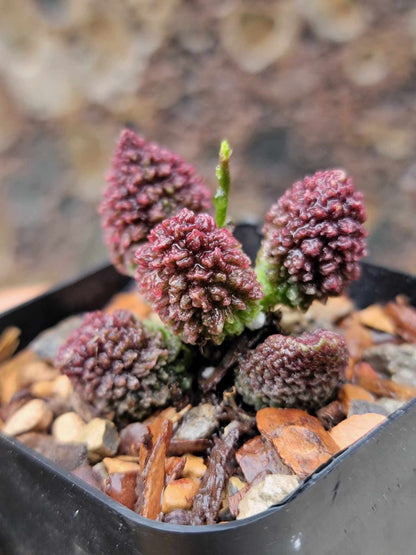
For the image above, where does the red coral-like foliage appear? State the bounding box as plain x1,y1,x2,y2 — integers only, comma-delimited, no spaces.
134,208,263,346
55,310,179,419
100,129,212,274
235,330,348,411
260,169,367,309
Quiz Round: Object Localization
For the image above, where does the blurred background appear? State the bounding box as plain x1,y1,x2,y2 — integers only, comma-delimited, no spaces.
1,0,416,299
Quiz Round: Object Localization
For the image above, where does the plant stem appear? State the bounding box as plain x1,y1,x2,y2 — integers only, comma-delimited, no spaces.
214,139,232,228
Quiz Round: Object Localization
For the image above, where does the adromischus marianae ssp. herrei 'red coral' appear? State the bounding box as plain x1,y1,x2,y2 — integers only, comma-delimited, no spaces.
256,169,367,311
100,129,212,275
55,310,193,420
134,208,264,346
235,330,348,411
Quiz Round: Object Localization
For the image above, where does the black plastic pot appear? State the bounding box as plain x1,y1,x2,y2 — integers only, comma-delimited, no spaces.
1,226,416,555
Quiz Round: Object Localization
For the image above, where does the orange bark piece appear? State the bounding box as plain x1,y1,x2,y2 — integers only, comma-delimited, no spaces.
256,408,340,478
0,327,20,364
104,471,139,510
257,407,330,440
0,350,39,403
355,362,416,401
385,296,416,342
165,456,186,483
143,406,178,425
330,413,387,450
272,426,339,478
357,305,396,334
340,315,373,361
141,418,173,520
338,383,375,411
138,441,151,475
105,291,151,320
162,477,200,513
228,486,250,518
236,435,291,482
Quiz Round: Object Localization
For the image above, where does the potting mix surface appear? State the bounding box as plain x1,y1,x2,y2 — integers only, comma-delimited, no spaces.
0,290,415,524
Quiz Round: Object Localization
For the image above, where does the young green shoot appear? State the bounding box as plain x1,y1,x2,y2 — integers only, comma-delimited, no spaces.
214,139,232,228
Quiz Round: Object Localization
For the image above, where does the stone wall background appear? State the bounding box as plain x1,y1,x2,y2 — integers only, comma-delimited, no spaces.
1,0,416,287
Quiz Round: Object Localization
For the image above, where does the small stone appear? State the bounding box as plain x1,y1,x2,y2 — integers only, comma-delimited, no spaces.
3,399,53,436
92,461,109,487
31,374,72,400
20,360,59,384
18,433,88,471
118,422,151,457
102,457,140,474
221,476,248,520
338,383,375,411
68,391,97,422
329,413,387,450
45,396,73,418
174,404,218,441
52,375,73,398
237,474,300,520
201,366,215,379
0,390,33,422
376,397,406,415
30,379,55,398
228,476,246,496
72,465,101,489
162,477,200,514
75,418,119,462
52,412,85,443
182,454,207,480
363,343,416,387
347,400,389,418
29,315,84,362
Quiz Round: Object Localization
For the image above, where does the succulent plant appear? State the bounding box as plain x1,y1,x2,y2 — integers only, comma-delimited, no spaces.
235,330,348,411
100,129,212,274
55,309,193,420
256,169,367,311
134,208,264,346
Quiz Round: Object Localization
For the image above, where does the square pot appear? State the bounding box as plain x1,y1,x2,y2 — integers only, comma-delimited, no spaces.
1,226,416,555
